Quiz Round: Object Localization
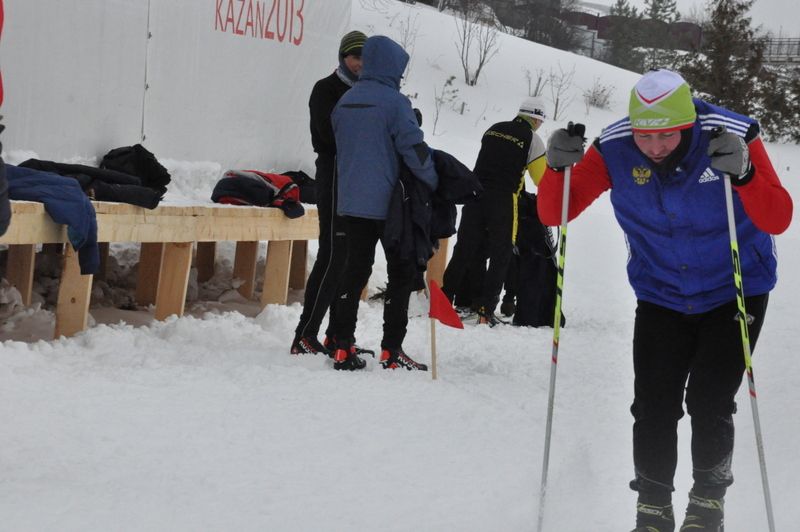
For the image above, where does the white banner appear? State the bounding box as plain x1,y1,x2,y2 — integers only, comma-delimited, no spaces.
2,0,350,172
2,0,148,160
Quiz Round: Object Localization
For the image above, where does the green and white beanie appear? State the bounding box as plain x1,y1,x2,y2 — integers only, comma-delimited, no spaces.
628,69,696,132
339,30,367,58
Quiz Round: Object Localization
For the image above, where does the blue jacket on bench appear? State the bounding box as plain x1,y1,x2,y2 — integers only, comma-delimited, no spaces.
6,164,100,275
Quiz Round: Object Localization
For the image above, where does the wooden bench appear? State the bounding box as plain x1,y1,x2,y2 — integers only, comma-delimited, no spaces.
0,200,319,338
0,200,451,340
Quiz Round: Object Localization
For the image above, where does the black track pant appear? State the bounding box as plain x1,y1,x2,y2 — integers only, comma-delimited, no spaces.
630,294,769,501
294,157,348,340
331,216,417,350
442,190,514,313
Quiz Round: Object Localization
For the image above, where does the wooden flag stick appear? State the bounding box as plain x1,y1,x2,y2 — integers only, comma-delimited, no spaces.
430,317,438,380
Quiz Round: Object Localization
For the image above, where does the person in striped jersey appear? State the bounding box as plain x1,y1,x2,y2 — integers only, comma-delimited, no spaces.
538,69,792,532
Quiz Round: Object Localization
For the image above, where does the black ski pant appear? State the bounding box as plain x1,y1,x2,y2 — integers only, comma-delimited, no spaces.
502,253,519,306
294,156,347,341
452,231,488,309
630,294,769,503
442,190,514,314
331,216,417,350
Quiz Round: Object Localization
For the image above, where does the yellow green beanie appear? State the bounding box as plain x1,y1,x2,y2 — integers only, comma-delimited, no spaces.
629,70,696,132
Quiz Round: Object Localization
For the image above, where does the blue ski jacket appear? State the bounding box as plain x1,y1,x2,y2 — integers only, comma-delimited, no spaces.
599,101,776,313
332,35,438,220
539,99,793,314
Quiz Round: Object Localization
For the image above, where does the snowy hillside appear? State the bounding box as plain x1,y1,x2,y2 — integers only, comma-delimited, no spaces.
1,1,798,530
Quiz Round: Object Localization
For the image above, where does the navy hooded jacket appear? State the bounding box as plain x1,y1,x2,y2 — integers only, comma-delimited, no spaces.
6,164,100,275
332,35,438,220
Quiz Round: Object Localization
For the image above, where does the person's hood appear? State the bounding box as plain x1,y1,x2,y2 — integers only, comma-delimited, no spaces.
360,36,408,90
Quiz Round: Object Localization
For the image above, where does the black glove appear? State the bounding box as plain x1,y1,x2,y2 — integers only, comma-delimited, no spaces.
413,108,423,127
708,127,754,185
546,122,586,170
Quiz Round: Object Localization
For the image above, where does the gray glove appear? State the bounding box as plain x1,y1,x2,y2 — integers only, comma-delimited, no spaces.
708,128,751,179
547,122,586,169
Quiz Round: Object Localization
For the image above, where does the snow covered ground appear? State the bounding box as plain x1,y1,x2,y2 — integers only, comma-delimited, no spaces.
2,1,798,530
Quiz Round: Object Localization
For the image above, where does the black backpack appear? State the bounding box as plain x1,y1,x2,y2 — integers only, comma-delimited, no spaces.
512,192,565,328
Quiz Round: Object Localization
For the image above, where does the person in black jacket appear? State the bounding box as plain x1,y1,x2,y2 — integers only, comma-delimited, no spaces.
290,31,368,356
442,97,548,325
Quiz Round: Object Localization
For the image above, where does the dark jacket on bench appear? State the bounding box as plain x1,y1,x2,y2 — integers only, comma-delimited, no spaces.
19,159,163,209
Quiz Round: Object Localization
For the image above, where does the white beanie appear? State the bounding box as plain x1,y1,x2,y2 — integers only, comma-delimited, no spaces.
518,96,547,122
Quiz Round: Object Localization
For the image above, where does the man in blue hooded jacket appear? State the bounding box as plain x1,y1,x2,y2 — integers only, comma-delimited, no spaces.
329,35,439,371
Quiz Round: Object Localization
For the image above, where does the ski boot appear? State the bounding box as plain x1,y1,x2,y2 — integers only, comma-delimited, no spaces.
631,502,675,532
290,336,330,356
332,339,366,371
476,306,507,327
380,347,428,371
324,335,375,358
679,491,724,531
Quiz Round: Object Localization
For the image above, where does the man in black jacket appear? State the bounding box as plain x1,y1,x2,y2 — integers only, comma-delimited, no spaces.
442,97,548,325
290,30,367,355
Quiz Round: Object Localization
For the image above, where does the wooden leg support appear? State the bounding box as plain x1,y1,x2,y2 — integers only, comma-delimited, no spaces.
288,240,308,290
426,238,450,287
42,243,64,256
195,242,216,283
261,240,293,306
154,242,193,321
136,242,164,307
233,241,259,300
54,244,93,338
96,242,110,281
6,244,36,306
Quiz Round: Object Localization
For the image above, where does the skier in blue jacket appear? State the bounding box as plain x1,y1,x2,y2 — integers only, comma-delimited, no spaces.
329,35,438,371
539,70,792,531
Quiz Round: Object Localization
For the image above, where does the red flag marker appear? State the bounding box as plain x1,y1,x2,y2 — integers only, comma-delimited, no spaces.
428,279,463,329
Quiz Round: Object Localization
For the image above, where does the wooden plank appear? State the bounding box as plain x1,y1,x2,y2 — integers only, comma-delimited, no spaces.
288,240,307,289
233,241,259,300
1,201,319,245
5,244,36,305
261,240,293,306
0,202,67,244
136,242,163,306
426,238,450,287
154,242,193,320
195,242,216,283
54,244,93,338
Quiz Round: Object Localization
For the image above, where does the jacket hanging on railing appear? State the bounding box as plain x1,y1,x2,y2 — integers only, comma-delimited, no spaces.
5,164,99,275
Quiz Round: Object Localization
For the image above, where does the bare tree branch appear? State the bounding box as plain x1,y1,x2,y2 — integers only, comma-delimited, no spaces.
453,1,500,86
